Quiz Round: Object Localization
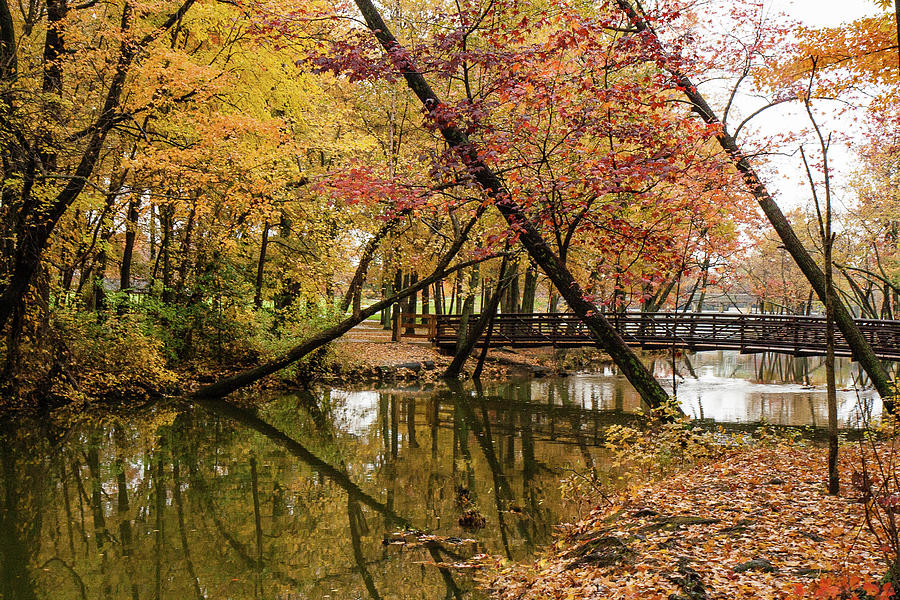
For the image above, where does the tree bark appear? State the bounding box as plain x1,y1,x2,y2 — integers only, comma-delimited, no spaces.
159,204,174,303
521,261,538,313
120,196,140,292
455,266,478,353
826,233,839,494
0,0,17,79
341,219,399,315
391,269,402,341
254,220,270,309
351,0,673,410
405,271,418,334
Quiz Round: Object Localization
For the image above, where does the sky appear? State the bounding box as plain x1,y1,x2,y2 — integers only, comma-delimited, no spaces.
773,0,881,27
721,0,888,212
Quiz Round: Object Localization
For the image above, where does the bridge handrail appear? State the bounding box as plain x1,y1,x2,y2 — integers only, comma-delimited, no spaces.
427,311,900,361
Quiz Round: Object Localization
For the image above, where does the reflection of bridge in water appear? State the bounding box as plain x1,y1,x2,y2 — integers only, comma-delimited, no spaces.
407,312,900,361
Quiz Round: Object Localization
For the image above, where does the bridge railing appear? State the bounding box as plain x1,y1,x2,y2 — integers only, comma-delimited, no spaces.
395,313,437,340
429,312,900,360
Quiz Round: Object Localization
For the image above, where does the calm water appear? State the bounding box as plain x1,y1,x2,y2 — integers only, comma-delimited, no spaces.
0,351,888,600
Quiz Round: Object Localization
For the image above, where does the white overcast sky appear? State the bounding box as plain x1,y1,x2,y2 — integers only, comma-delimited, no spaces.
720,0,888,212
773,0,881,27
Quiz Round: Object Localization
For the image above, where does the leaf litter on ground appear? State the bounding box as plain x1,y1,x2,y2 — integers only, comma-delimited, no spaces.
482,443,887,600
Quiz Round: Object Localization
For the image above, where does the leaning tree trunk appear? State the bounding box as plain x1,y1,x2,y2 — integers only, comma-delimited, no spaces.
351,0,673,411
446,254,509,378
193,223,486,398
614,0,894,410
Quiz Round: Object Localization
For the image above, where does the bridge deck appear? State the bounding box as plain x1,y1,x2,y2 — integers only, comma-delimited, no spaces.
416,312,900,361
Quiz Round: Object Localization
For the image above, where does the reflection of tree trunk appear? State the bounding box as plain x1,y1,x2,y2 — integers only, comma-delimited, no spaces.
562,386,595,473
116,456,140,600
0,429,39,600
86,447,109,550
70,458,90,552
406,397,418,448
172,460,204,600
154,459,165,600
452,400,475,492
59,459,76,556
196,399,409,527
520,407,537,503
347,497,382,600
250,456,264,598
451,383,514,559
301,391,466,600
429,396,439,459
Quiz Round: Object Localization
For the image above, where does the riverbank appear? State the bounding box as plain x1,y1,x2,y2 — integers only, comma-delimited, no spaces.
322,339,597,382
483,442,888,600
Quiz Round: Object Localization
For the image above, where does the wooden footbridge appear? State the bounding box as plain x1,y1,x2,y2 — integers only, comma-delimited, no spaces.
395,312,900,361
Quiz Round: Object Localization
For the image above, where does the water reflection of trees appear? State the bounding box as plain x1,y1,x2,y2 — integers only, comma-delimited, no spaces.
1,385,607,600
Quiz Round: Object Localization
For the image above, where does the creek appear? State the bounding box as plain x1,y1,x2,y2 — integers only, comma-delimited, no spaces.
0,351,887,599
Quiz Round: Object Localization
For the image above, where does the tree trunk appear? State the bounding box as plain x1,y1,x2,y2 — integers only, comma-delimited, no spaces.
90,225,111,312
826,233,839,495
405,271,418,334
254,220,270,309
0,0,18,79
175,201,196,299
159,204,174,303
434,282,443,315
501,255,520,314
455,266,478,353
380,274,392,329
521,261,538,313
446,254,509,378
391,269,402,341
421,279,430,316
120,196,140,292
